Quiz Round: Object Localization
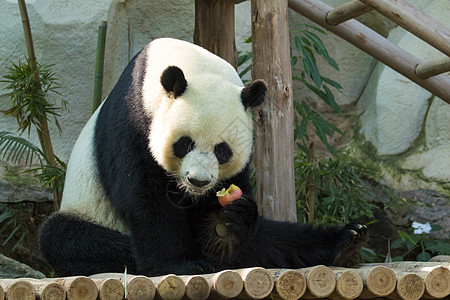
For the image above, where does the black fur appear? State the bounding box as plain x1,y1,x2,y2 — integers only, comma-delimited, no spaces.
39,40,367,277
160,65,187,98
241,79,267,108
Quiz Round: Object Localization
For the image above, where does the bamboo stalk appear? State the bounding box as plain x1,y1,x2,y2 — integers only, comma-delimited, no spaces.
306,141,315,223
326,0,373,26
17,0,60,211
92,21,107,113
287,0,450,104
267,269,306,300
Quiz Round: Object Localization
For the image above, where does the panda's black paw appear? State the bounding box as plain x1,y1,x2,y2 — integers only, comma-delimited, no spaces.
333,223,368,267
222,196,258,242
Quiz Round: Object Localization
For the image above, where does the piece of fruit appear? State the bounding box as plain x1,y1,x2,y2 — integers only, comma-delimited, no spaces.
216,184,243,207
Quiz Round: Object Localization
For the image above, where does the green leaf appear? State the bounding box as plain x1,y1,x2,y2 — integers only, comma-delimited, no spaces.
322,77,343,91
294,36,303,52
416,251,432,262
302,48,322,89
431,224,443,231
391,238,404,249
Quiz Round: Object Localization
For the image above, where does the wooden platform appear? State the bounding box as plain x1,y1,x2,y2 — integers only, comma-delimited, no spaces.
0,260,448,300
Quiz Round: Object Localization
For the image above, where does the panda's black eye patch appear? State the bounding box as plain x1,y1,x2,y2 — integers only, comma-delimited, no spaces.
214,142,233,164
173,136,195,159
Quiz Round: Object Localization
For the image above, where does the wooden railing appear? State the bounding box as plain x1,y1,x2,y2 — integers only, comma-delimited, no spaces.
288,0,450,103
0,260,449,300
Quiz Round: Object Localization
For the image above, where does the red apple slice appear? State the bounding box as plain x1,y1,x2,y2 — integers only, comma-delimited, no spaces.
216,184,243,207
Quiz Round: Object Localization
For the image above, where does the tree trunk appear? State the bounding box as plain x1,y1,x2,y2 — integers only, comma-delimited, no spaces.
193,0,238,69
251,0,296,221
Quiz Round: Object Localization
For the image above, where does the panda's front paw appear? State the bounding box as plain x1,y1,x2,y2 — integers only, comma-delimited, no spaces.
222,196,258,242
333,223,368,267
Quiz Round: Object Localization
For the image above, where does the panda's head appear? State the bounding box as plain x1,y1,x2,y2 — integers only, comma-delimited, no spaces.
148,65,266,195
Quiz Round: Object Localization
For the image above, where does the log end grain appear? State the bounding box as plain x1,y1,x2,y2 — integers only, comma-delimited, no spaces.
39,282,65,300
185,276,210,300
304,265,336,298
397,273,425,300
335,270,363,300
0,285,4,300
274,270,306,300
366,266,396,297
6,280,36,300
65,277,98,300
242,268,274,299
157,275,185,300
127,276,156,300
213,270,243,299
97,278,124,300
425,266,450,299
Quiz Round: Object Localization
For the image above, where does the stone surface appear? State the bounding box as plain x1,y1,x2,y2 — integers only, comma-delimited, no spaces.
0,254,45,279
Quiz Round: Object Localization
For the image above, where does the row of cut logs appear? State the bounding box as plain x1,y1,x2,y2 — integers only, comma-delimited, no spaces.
0,261,448,300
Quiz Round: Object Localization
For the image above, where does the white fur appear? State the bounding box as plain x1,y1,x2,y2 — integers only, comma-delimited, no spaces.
145,38,254,186
60,102,128,234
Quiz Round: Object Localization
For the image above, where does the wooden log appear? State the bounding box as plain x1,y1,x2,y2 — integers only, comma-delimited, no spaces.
204,270,243,299
326,0,373,26
329,268,363,300
53,276,98,300
430,256,450,263
298,265,336,298
90,273,156,300
361,262,450,298
355,266,396,298
237,267,274,299
0,279,35,300
251,0,297,222
193,0,238,69
359,0,450,58
388,272,425,300
18,278,65,300
179,275,210,300
416,57,450,79
150,275,185,300
267,269,306,300
0,285,4,300
92,278,124,300
287,0,450,104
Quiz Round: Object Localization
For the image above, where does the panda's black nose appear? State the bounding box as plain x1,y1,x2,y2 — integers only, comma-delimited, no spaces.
187,177,211,188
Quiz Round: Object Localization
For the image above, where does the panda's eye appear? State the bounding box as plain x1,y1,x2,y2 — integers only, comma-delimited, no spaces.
173,136,195,158
214,142,233,164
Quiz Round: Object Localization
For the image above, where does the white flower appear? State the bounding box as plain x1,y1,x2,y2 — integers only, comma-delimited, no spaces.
412,222,431,234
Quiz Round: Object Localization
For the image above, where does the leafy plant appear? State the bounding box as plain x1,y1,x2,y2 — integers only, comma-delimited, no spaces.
0,60,67,210
295,150,377,225
390,223,450,261
0,205,25,251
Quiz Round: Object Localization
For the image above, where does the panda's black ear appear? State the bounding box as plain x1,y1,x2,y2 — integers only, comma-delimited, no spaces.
160,66,187,98
241,79,267,109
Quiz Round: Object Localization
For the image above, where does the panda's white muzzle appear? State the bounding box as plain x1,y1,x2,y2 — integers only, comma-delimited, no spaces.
180,150,218,195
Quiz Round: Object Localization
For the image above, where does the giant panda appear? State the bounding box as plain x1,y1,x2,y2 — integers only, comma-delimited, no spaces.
39,38,367,277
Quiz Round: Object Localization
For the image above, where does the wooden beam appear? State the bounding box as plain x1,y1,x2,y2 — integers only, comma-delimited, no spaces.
326,0,373,26
416,57,450,79
251,0,296,222
288,0,450,104
194,0,237,69
359,0,450,58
